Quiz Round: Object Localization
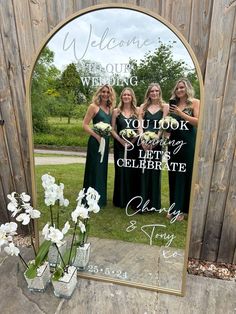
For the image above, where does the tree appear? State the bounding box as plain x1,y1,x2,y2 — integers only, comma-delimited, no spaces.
57,63,83,124
129,41,198,105
31,46,60,132
76,59,106,102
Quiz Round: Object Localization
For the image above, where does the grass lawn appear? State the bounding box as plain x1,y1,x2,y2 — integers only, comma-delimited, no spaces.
34,117,89,147
35,163,187,249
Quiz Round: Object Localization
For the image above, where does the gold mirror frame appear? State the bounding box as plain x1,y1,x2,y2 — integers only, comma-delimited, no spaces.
26,3,204,296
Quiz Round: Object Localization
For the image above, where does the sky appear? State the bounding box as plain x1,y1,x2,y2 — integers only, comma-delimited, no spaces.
47,8,195,74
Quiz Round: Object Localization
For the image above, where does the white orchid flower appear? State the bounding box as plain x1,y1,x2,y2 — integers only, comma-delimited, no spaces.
78,220,86,233
42,223,50,240
62,221,70,235
1,222,18,234
0,222,18,250
71,205,89,223
76,205,89,220
63,199,69,207
16,213,30,225
44,183,59,206
47,227,64,247
42,224,65,247
7,202,21,217
4,243,20,256
88,201,100,213
71,208,79,223
86,187,100,204
20,192,31,202
41,174,55,189
26,207,41,219
7,192,17,202
76,188,86,203
59,197,69,207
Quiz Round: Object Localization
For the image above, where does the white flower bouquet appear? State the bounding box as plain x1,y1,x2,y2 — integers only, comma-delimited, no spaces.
93,122,112,163
158,116,178,132
119,128,137,140
141,131,158,145
119,128,137,160
93,122,112,137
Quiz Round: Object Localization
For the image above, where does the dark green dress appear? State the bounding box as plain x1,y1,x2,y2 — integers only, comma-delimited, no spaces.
113,113,138,208
168,107,196,214
83,108,111,207
140,110,163,209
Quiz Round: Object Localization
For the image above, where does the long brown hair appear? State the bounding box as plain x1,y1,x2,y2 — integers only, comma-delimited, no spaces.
92,84,116,109
118,87,138,117
142,83,164,112
171,78,194,106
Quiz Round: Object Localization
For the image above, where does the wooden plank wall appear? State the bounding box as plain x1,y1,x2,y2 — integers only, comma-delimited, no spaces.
0,0,235,263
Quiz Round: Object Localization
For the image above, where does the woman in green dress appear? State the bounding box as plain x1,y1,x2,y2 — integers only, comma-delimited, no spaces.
168,78,200,221
138,83,169,211
111,88,139,208
83,84,116,207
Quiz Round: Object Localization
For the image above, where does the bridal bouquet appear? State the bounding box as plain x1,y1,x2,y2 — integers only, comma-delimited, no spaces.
141,131,158,145
93,122,112,137
119,128,137,159
93,122,112,163
158,116,178,133
119,128,137,140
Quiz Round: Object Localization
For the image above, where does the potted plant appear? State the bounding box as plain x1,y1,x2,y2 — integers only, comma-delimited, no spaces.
41,174,69,267
71,187,100,270
1,192,51,292
42,221,78,298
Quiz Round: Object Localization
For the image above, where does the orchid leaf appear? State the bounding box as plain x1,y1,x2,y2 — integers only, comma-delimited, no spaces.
24,263,37,279
52,266,64,281
62,247,76,266
34,240,51,267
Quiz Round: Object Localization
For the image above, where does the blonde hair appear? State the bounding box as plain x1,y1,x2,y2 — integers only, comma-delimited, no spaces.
171,78,194,105
93,84,116,109
118,88,138,117
142,83,164,112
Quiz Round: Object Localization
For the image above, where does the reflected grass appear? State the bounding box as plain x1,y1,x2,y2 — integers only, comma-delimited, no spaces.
35,164,187,249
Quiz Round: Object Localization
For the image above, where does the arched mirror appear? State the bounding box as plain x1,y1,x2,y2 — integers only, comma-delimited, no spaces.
27,4,203,295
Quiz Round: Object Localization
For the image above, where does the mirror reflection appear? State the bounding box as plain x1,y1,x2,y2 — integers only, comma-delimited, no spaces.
31,7,200,292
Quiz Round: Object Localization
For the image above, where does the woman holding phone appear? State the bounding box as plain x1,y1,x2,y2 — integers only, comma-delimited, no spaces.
168,78,200,221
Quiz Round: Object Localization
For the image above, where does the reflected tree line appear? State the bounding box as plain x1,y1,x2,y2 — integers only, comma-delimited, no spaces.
31,43,199,136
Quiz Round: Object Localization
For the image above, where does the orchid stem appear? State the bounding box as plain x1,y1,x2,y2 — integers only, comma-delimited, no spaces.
81,219,88,246
29,222,37,257
55,244,66,269
50,205,54,226
19,253,28,269
68,222,77,265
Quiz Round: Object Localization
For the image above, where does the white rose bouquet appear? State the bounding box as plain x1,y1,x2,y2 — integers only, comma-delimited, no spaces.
141,131,158,145
93,122,112,163
158,115,178,133
93,122,112,137
119,128,137,160
119,128,137,140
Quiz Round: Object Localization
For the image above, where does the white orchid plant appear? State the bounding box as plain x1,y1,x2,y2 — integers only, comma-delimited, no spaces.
41,174,101,281
1,173,101,281
0,192,51,279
